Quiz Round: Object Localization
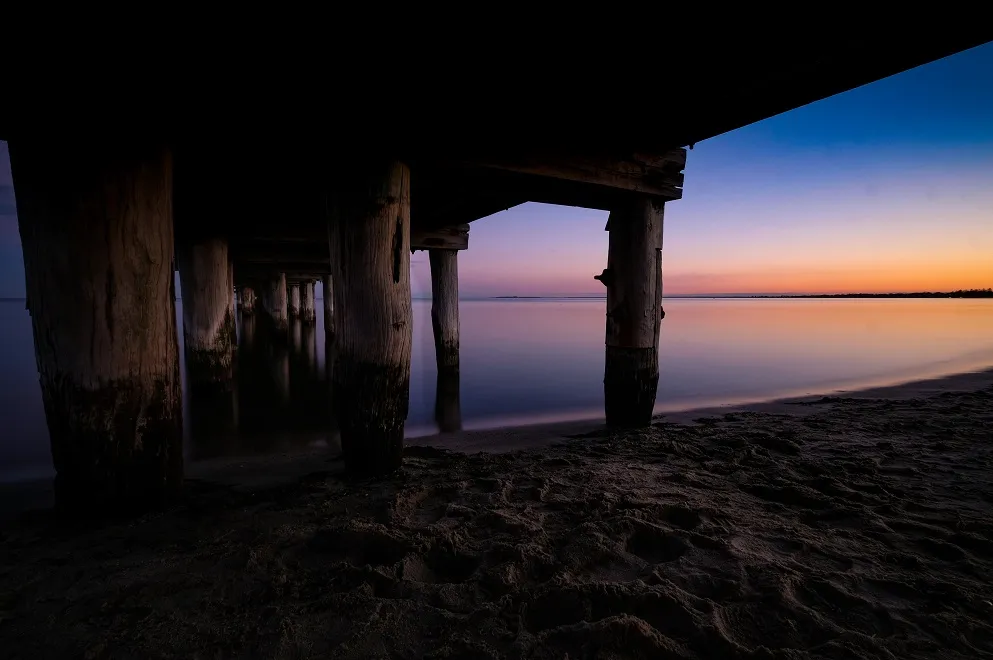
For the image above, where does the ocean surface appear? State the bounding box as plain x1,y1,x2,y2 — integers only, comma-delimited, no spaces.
2,297,993,483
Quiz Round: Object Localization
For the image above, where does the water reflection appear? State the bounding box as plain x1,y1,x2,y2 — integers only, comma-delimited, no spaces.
4,298,993,482
435,367,462,433
185,312,337,459
185,376,238,461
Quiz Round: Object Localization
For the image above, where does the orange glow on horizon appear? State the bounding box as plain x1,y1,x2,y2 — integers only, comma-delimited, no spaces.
427,254,993,298
665,256,993,295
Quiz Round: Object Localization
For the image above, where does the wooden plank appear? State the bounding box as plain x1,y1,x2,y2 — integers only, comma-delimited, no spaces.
236,262,332,276
454,149,685,201
411,224,469,251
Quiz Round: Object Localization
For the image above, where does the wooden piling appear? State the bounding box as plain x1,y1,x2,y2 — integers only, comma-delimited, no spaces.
429,249,460,371
602,196,664,427
227,259,237,348
328,160,412,475
322,274,335,337
241,286,257,313
261,273,288,334
300,280,316,323
176,238,235,382
288,282,301,318
9,140,182,513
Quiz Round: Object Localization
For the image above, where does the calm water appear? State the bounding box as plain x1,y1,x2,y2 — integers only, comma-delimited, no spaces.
2,298,993,482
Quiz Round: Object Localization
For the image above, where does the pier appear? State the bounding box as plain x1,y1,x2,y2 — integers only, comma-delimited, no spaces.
3,30,990,512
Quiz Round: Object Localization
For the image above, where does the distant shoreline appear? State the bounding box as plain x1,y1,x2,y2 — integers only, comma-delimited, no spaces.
490,289,993,300
3,289,991,304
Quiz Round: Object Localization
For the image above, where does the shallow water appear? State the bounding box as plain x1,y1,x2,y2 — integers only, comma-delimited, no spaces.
2,297,992,482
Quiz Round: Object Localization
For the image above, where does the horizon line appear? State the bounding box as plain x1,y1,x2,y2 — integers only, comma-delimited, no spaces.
2,288,990,304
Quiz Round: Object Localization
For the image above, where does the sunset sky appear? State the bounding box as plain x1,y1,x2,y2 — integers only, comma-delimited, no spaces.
1,42,991,298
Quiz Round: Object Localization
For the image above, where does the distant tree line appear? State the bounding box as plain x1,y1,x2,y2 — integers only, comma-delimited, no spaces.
754,289,993,299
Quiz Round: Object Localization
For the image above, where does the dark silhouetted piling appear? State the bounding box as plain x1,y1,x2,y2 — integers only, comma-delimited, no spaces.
288,282,301,318
429,249,460,371
9,140,182,513
300,280,316,323
261,273,288,336
322,274,335,337
602,196,664,427
328,160,412,476
176,238,235,382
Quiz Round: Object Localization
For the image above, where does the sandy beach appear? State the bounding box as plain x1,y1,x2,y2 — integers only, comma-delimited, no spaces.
2,369,992,658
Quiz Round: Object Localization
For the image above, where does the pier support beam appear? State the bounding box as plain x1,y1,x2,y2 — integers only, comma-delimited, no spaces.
300,280,316,323
602,197,664,427
429,249,462,432
176,238,235,381
322,274,335,337
429,249,460,371
328,160,412,476
288,282,301,318
9,140,182,512
261,273,288,335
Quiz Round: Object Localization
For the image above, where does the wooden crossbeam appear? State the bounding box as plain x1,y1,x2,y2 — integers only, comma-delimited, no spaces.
453,149,685,201
410,224,469,251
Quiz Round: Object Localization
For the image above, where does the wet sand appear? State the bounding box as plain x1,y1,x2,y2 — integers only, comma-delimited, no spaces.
2,369,992,658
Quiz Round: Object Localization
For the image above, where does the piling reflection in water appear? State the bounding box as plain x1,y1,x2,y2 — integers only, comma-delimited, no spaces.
181,303,465,462
185,366,238,461
435,367,462,432
184,311,337,459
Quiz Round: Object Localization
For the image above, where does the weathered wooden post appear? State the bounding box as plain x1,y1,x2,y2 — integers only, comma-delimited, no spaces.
227,259,237,348
322,274,335,337
176,238,236,382
241,286,257,314
9,140,182,512
429,249,460,373
599,197,665,427
261,273,289,335
320,273,341,454
288,281,301,318
300,279,316,323
428,248,461,432
328,160,412,475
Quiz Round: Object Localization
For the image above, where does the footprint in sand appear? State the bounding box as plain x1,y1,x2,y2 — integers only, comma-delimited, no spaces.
399,549,482,585
625,522,689,564
739,482,830,510
307,523,412,567
658,504,703,531
793,577,896,639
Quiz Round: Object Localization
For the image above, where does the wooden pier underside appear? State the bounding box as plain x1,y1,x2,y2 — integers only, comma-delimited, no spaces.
3,26,989,155
219,149,684,274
